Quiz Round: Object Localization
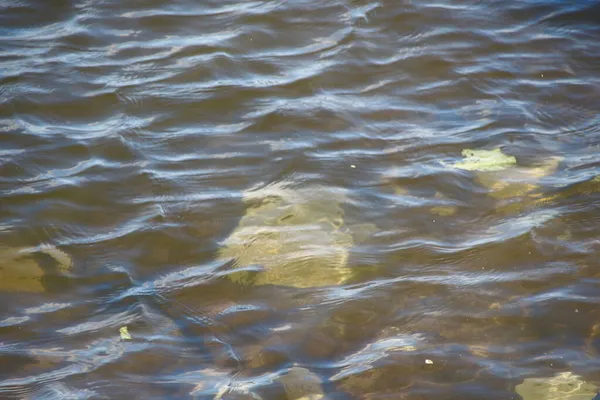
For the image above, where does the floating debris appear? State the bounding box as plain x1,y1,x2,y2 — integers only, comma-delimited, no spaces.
120,326,132,340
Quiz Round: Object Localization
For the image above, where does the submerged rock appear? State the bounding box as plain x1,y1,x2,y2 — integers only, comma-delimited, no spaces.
279,367,325,400
218,182,373,288
449,147,563,214
0,245,72,293
451,148,561,197
209,366,325,400
429,191,458,217
515,372,598,400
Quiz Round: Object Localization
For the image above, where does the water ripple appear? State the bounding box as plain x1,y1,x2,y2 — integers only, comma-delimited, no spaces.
2,0,600,398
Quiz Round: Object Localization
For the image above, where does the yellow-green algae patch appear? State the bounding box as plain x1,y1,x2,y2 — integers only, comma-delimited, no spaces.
453,148,517,172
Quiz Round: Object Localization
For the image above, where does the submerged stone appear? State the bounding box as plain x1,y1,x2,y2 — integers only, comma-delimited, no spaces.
476,156,562,199
451,148,562,196
515,372,598,400
449,148,564,214
0,245,72,293
279,367,325,400
0,247,45,293
429,191,458,216
218,183,363,288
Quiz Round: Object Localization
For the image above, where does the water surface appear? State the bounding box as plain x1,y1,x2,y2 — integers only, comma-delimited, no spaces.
2,0,600,398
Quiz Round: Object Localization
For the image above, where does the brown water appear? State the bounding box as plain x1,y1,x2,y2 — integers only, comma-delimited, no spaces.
2,0,600,398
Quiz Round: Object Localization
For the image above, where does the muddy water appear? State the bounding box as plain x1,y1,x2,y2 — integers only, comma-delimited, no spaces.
2,0,600,399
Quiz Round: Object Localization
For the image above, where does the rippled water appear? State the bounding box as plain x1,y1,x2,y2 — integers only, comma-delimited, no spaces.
2,0,600,398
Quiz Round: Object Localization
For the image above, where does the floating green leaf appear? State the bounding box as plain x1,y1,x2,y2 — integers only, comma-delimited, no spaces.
119,326,132,340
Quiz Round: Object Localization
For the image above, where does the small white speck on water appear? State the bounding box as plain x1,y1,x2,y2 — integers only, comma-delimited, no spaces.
350,165,356,168
425,359,433,364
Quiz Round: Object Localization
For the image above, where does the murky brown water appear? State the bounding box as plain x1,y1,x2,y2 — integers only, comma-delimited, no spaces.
2,0,600,398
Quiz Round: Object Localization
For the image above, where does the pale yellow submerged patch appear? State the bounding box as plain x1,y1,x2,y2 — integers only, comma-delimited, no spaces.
0,245,72,293
394,186,409,196
450,148,563,215
218,183,360,288
279,367,325,400
515,372,598,400
208,367,324,400
475,155,562,200
0,247,45,293
430,192,458,216
37,245,72,272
